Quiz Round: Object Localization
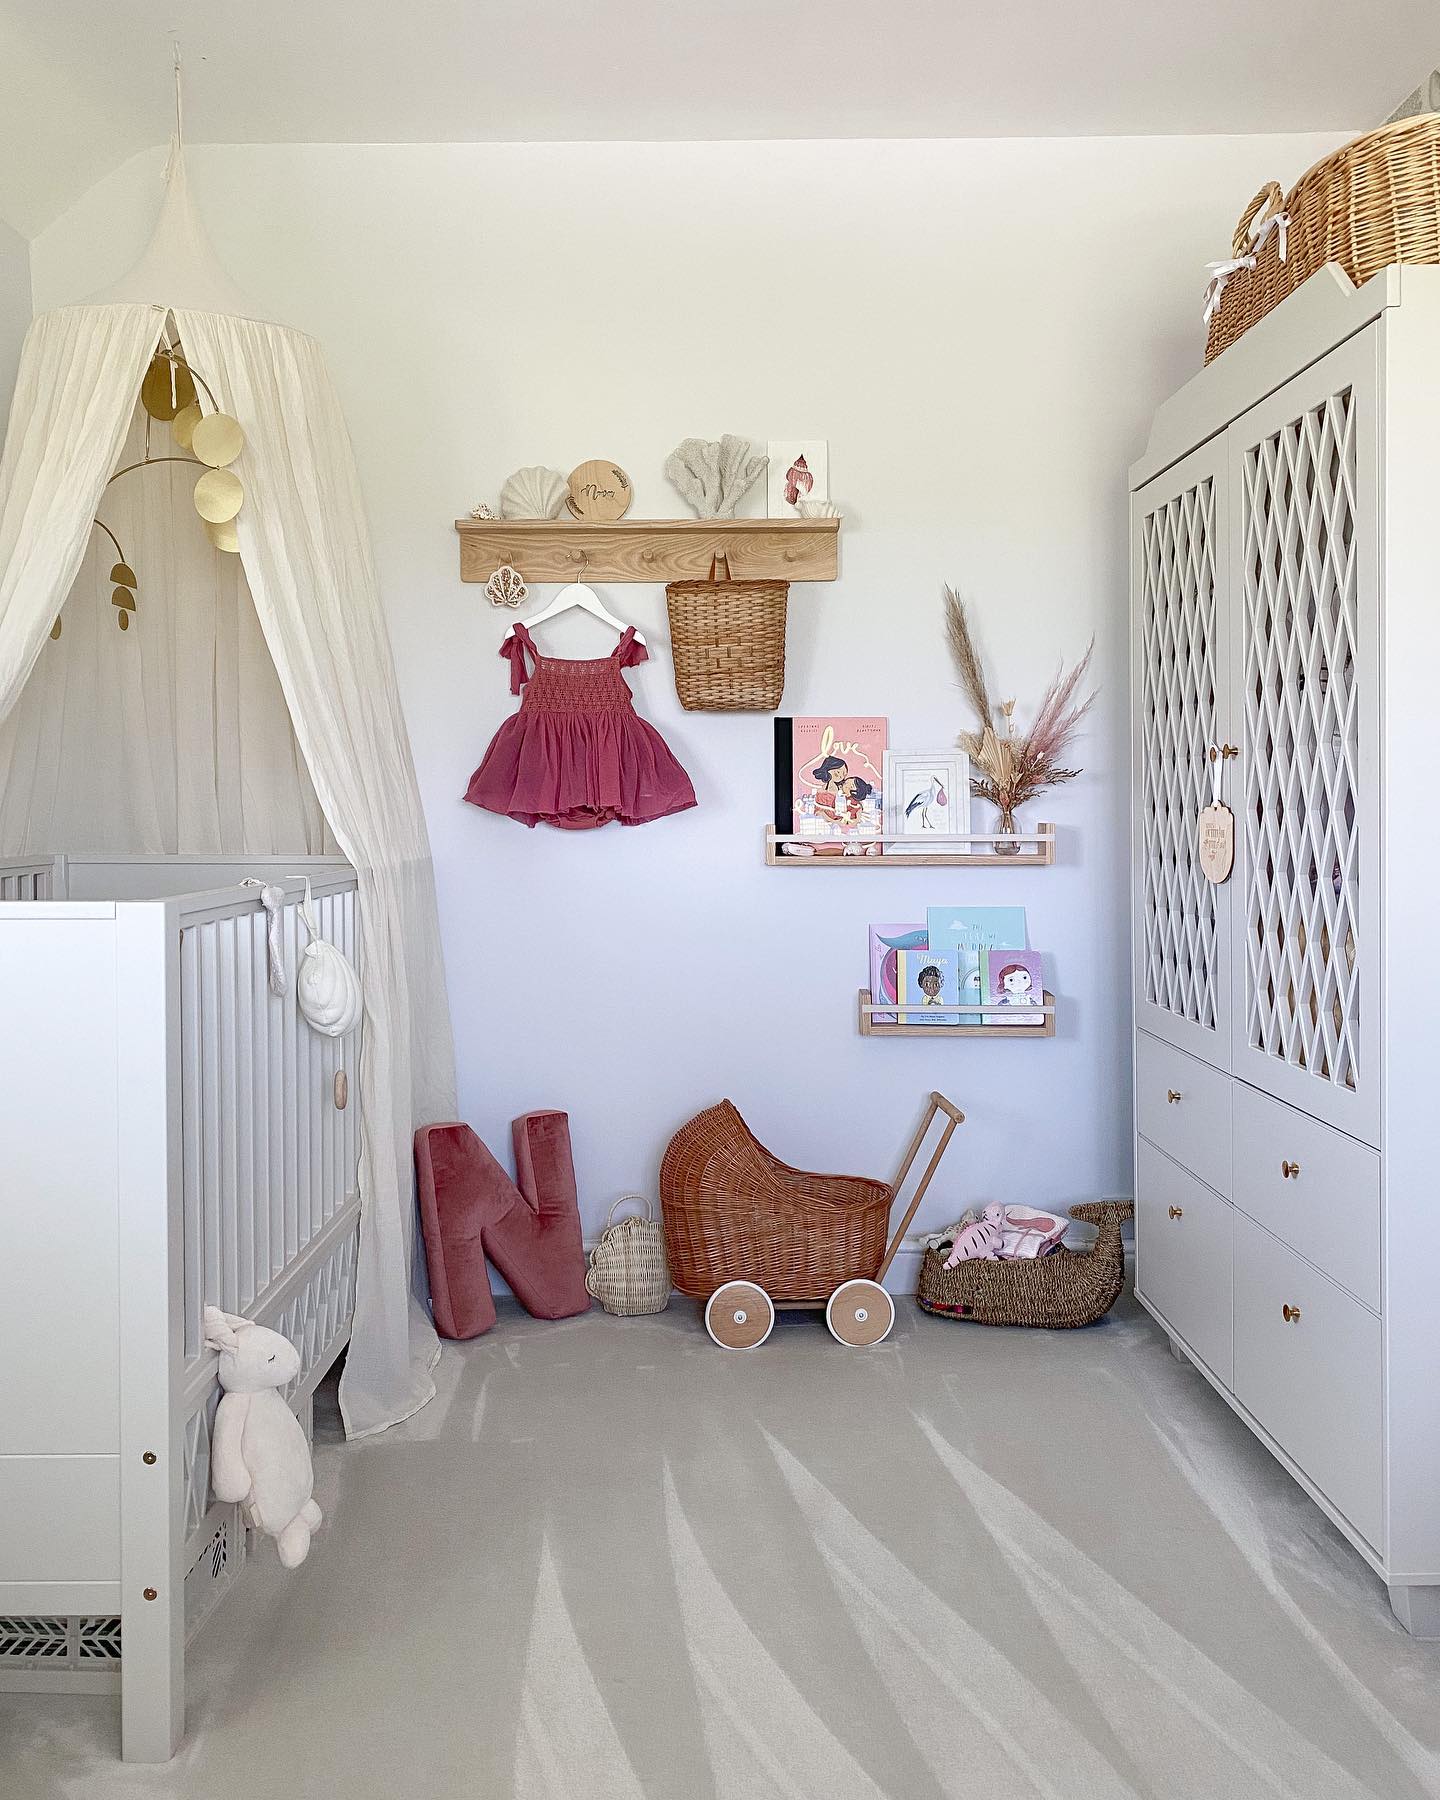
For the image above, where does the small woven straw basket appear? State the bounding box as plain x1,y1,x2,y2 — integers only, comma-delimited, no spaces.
666,553,787,712
1205,114,1440,363
586,1195,670,1316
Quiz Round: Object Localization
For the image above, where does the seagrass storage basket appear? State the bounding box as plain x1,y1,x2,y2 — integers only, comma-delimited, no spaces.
660,1100,892,1301
1205,114,1440,363
665,553,787,712
585,1195,670,1316
915,1201,1132,1328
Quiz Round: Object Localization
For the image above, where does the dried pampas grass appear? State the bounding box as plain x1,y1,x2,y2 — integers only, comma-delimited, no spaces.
943,585,1096,819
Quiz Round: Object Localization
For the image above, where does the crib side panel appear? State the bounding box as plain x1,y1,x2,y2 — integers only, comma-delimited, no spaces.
0,907,123,1617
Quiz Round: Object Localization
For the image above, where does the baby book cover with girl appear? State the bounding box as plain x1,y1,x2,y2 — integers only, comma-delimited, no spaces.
774,716,887,841
984,948,1046,1025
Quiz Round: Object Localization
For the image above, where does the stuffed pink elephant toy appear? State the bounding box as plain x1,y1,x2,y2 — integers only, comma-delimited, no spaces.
944,1203,1005,1268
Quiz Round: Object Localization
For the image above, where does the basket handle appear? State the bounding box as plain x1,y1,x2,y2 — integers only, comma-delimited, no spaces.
603,1192,653,1230
706,552,733,583
1232,181,1285,257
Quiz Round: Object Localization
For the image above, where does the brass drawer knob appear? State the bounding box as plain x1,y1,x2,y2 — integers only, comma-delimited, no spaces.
1281,1160,1300,1180
1168,1205,1183,1220
1282,1303,1301,1323
1166,1089,1182,1105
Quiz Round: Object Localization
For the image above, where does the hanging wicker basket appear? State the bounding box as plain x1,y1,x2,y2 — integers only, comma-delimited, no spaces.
666,553,787,712
586,1194,670,1316
1205,114,1440,363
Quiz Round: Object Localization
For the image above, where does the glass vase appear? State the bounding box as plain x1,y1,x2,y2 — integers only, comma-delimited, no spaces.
992,799,1023,857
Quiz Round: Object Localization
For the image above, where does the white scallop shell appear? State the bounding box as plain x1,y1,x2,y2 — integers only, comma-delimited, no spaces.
500,465,568,520
795,498,842,519
297,937,363,1037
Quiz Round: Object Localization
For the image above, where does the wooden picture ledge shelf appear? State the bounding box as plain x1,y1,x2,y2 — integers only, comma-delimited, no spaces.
858,988,1058,1039
765,824,1056,867
455,516,839,584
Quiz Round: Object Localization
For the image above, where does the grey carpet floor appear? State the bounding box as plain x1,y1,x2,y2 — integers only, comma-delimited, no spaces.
4,1289,1440,1799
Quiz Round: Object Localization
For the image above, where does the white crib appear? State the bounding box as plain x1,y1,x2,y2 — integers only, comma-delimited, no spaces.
0,854,361,1759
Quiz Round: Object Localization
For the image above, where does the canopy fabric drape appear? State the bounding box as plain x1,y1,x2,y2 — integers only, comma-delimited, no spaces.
0,406,334,856
176,307,456,1436
0,297,456,1438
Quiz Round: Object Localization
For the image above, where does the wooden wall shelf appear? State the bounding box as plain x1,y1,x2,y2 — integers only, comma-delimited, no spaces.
858,989,1057,1039
766,825,1055,867
455,517,839,585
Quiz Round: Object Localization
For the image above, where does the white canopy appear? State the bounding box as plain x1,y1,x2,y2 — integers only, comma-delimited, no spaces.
0,149,456,1437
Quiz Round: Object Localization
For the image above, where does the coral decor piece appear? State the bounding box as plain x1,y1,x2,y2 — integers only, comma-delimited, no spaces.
663,435,768,519
943,584,1097,852
469,502,496,520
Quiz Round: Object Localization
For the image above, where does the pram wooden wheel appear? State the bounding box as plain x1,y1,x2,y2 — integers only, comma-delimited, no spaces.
826,1279,894,1347
705,1280,774,1350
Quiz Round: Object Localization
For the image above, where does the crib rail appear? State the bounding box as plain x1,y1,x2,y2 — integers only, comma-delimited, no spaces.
176,875,360,1362
0,855,58,900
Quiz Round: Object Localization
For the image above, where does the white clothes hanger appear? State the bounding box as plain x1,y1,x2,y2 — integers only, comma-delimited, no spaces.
502,558,646,647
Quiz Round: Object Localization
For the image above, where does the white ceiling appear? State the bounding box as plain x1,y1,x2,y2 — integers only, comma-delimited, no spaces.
0,0,1435,236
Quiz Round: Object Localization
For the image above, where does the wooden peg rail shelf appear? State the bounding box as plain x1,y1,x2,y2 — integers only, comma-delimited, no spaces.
765,824,1056,867
456,516,840,585
858,989,1057,1039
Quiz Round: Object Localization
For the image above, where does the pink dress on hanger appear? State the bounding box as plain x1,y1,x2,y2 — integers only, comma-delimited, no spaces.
464,624,697,829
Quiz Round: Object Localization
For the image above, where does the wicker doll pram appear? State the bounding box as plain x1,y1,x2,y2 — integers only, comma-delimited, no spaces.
660,1091,964,1347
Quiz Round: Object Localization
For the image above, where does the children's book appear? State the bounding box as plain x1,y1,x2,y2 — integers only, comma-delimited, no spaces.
984,948,1046,1026
868,922,926,1025
925,906,1027,1025
897,946,960,1025
774,716,886,843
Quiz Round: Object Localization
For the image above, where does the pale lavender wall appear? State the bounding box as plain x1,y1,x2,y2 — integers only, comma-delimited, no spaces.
30,133,1348,1261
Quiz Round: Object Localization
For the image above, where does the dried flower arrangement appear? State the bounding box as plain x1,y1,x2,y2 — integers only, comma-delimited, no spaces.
943,585,1097,851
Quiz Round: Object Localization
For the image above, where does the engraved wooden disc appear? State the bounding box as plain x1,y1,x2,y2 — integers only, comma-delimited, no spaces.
566,459,632,522
1199,802,1235,883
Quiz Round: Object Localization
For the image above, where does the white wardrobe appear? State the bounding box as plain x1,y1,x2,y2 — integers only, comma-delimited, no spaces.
1129,264,1440,1634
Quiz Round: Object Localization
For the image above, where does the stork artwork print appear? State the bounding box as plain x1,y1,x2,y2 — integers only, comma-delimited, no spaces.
882,749,972,855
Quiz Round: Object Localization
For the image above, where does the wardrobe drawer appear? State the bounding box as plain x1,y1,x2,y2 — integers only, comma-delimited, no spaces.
1233,1214,1382,1549
1231,1083,1380,1312
1135,1140,1232,1385
1135,1033,1231,1194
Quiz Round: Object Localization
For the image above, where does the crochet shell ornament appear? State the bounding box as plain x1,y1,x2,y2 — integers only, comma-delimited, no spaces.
296,878,363,1037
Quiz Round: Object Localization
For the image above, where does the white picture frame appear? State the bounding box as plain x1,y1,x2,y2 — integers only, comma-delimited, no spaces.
767,440,829,518
882,749,972,854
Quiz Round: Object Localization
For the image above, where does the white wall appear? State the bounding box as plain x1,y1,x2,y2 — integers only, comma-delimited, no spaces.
0,216,31,419
31,133,1347,1257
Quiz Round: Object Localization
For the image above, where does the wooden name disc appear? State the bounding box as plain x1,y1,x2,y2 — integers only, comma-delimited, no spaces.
1198,803,1235,883
566,459,632,522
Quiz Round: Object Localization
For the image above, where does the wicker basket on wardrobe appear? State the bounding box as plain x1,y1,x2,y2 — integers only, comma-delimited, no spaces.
915,1201,1132,1328
1205,114,1440,362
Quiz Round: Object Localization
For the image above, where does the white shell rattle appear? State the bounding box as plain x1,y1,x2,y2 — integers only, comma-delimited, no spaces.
485,563,528,609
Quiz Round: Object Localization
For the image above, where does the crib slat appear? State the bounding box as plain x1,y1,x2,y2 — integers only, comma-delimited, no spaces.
199,920,222,1316
180,928,204,1360
249,910,270,1299
218,918,239,1315
234,919,255,1311
282,897,300,1267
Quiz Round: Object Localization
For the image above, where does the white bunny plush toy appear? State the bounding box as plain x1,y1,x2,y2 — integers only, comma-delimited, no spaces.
202,1306,322,1568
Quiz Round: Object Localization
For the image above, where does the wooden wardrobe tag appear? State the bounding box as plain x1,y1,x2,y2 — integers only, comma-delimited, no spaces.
1199,745,1234,883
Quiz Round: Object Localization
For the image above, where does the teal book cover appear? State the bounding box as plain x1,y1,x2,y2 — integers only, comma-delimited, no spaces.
926,907,1027,1025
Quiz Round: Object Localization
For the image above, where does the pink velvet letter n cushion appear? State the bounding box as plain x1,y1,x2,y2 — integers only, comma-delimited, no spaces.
415,1111,590,1339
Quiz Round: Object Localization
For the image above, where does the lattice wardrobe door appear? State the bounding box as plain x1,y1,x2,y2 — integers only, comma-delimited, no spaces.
1228,331,1380,1145
1132,439,1232,1066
